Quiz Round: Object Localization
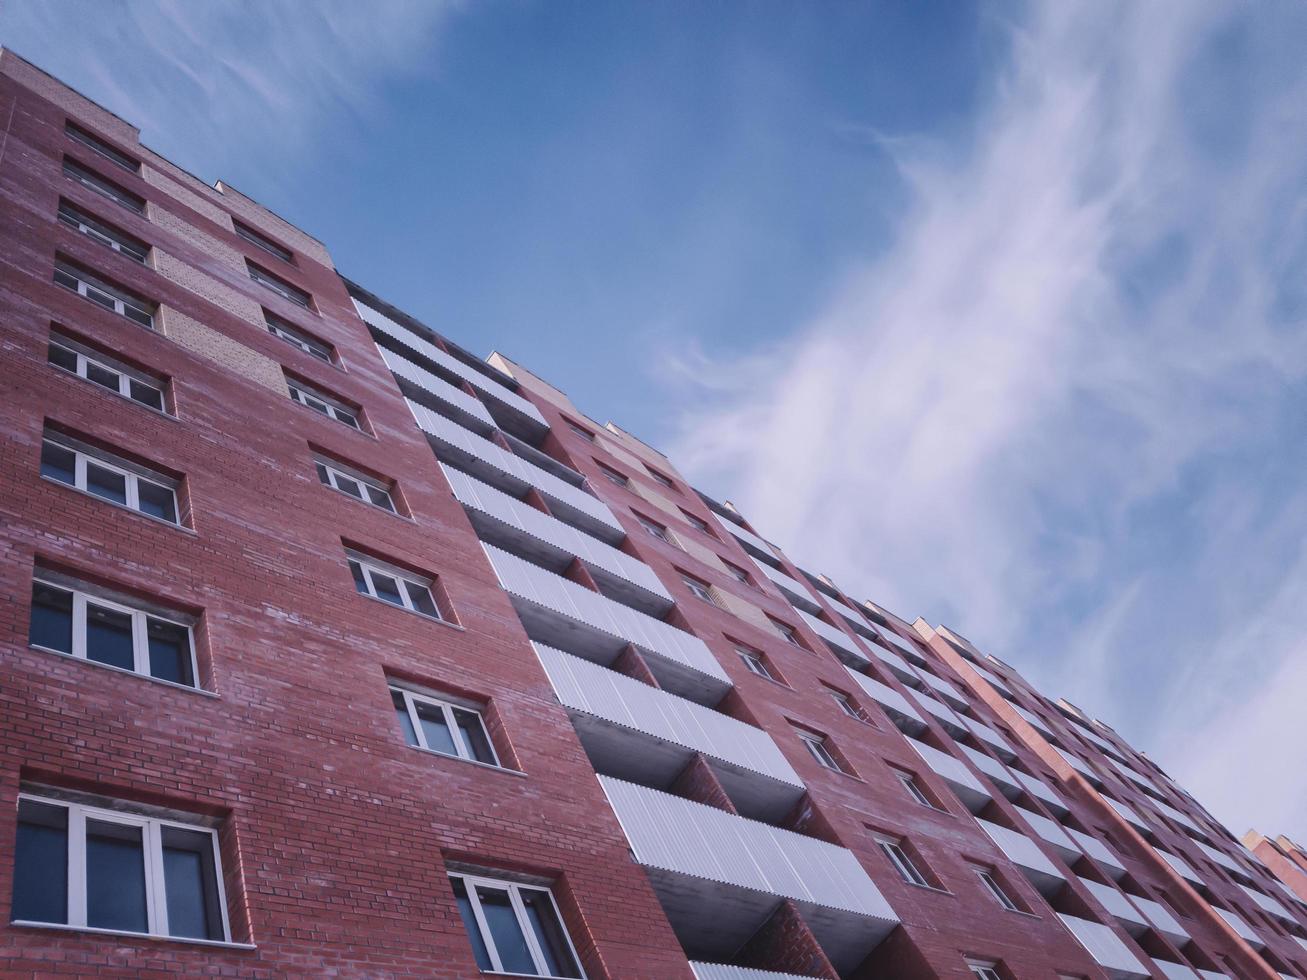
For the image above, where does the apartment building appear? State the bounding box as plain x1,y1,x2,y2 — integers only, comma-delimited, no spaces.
1244,835,1307,907
1,48,1305,979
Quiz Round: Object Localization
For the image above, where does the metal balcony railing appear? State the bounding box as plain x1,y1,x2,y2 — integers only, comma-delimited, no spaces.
1057,913,1150,979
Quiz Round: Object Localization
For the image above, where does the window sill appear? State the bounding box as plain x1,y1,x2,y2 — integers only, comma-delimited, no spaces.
10,920,255,950
49,365,179,422
356,592,464,631
323,485,414,522
41,476,195,535
28,645,217,699
408,744,525,777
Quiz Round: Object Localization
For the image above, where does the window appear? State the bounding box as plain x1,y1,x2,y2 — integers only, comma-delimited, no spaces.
681,511,712,535
876,836,930,887
316,459,395,513
646,466,676,490
62,157,144,213
681,574,717,605
348,553,441,619
967,961,1004,980
65,121,139,172
12,792,228,942
391,686,501,766
596,463,627,487
797,731,846,773
975,868,1020,912
450,872,584,978
287,379,359,429
723,561,753,587
41,433,180,525
56,200,148,262
563,419,595,441
234,221,292,263
772,618,802,647
831,690,869,722
737,647,774,680
28,577,198,687
266,313,333,362
248,261,310,308
48,334,166,412
897,772,938,809
54,261,154,328
636,514,669,542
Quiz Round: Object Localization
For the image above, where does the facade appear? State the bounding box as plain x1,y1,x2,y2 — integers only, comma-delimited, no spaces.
1244,835,1307,907
1,48,1305,980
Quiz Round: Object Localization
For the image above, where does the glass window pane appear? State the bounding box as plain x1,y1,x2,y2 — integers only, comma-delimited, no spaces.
12,800,68,924
392,690,418,746
161,826,222,940
85,461,128,505
85,361,120,391
40,441,76,485
315,463,331,486
48,343,78,371
86,819,148,933
521,888,582,978
86,602,135,670
29,582,74,653
334,474,362,499
370,572,404,607
405,582,439,618
349,560,368,595
475,885,538,975
137,481,177,523
453,708,497,766
451,877,493,970
147,618,193,686
414,701,457,756
366,485,395,511
335,409,360,429
128,378,164,410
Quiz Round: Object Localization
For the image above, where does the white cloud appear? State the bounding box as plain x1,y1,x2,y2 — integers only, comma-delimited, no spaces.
666,0,1307,837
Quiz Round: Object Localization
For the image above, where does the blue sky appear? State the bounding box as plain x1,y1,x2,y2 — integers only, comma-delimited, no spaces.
5,1,1306,840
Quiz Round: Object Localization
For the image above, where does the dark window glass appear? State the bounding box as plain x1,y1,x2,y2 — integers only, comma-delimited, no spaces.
85,461,127,505
454,708,496,765
476,885,536,974
85,361,119,391
349,560,368,595
334,408,360,429
161,826,222,940
40,441,76,485
147,618,192,686
48,343,78,372
29,583,73,653
128,379,164,410
86,819,147,933
452,877,493,970
315,462,330,485
392,690,418,746
521,888,582,978
405,582,440,618
137,481,177,523
12,799,68,924
86,602,134,670
335,474,362,498
371,571,404,607
415,700,457,756
366,485,395,511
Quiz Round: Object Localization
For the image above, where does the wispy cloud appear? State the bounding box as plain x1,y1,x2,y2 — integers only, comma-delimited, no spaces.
666,1,1307,837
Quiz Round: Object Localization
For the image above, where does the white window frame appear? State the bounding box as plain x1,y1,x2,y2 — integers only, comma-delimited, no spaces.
898,772,936,809
287,379,359,429
53,262,154,328
41,434,180,526
798,731,844,772
47,335,166,413
876,836,930,887
975,868,1020,912
832,691,866,721
62,158,143,213
646,467,676,490
29,576,199,688
564,420,595,441
681,575,716,605
65,122,139,173
347,552,441,619
234,221,293,263
450,871,586,978
682,512,711,534
637,515,669,542
390,686,501,768
597,464,627,487
248,262,310,308
13,791,230,942
267,317,333,363
967,961,1004,980
737,647,772,679
773,619,802,646
315,458,396,513
724,562,752,586
56,200,148,262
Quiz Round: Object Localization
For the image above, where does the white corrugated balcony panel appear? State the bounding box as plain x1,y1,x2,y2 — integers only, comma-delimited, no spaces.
720,519,776,559
962,745,1020,797
1134,894,1189,945
1056,746,1101,784
1216,907,1264,948
844,668,926,734
1153,798,1202,835
689,966,818,980
1021,809,1082,864
963,715,1017,761
408,399,625,542
1156,848,1203,885
1239,882,1295,921
1079,878,1148,933
536,645,802,822
752,559,819,613
445,465,671,612
599,776,899,973
1014,703,1054,737
906,739,991,813
482,544,730,704
977,819,1066,896
1103,796,1150,835
381,346,496,432
911,690,968,738
1057,913,1150,979
1152,960,1199,979
1069,828,1127,880
797,608,868,665
916,668,969,710
1016,770,1070,816
1196,840,1245,876
1197,972,1231,980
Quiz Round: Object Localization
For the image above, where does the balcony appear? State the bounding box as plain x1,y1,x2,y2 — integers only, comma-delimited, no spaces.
845,669,926,734
1152,961,1200,980
916,669,969,710
906,739,991,813
868,641,917,684
972,663,1014,696
1103,796,1150,835
689,966,818,980
977,819,1066,896
877,627,926,666
720,519,777,562
961,745,1021,798
911,690,968,739
1056,747,1102,785
599,776,899,973
1155,848,1203,886
1015,770,1069,816
1134,894,1189,946
797,609,868,667
1069,828,1127,880
752,559,820,614
1057,913,1150,979
962,716,1017,761
408,399,625,543
1153,798,1202,835
355,296,549,436
1216,907,1264,949
1014,703,1054,737
380,346,497,434
1080,878,1148,933
482,544,730,704
536,644,803,822
1239,882,1295,922
1020,809,1081,864
444,465,671,614
1196,840,1246,877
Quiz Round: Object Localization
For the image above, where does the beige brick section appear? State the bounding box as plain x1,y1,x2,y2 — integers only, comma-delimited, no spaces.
675,534,728,574
160,307,287,395
487,353,578,412
1,50,138,146
143,167,234,230
214,181,333,268
598,436,647,473
710,588,775,632
630,481,681,519
147,204,245,271
153,250,263,327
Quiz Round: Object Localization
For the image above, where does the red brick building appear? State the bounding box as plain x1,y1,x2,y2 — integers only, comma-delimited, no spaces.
1,50,1305,979
1244,835,1307,909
